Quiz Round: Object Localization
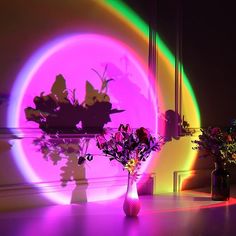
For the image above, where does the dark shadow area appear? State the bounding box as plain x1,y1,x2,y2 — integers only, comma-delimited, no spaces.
25,71,124,134
0,94,9,106
25,74,83,134
164,110,180,141
164,109,194,142
193,196,212,201
81,80,123,133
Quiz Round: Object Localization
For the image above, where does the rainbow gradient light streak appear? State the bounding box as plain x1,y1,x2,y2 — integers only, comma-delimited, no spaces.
7,34,158,204
104,0,200,126
103,0,201,192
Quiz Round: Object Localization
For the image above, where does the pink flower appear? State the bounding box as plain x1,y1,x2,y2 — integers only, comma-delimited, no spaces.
96,135,107,148
227,135,232,142
116,144,123,152
118,124,132,134
114,131,124,142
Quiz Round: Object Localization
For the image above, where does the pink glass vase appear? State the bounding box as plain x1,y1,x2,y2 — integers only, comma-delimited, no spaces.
123,172,141,217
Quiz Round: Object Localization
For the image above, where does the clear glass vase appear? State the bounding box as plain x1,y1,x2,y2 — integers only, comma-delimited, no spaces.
123,172,141,217
211,162,230,201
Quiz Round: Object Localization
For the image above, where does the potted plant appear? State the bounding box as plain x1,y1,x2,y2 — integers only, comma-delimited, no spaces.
192,123,236,200
96,124,164,216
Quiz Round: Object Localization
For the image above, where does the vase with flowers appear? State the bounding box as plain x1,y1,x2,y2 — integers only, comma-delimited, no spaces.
96,124,164,216
192,122,236,200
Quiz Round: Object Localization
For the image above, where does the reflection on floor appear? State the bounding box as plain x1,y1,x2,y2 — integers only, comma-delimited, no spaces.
1,190,236,236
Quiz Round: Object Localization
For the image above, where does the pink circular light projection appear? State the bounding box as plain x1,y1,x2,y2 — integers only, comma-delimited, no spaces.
8,34,159,203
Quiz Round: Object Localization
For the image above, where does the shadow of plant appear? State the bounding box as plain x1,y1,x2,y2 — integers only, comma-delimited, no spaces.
24,67,124,194
25,67,123,134
161,109,195,142
33,134,90,187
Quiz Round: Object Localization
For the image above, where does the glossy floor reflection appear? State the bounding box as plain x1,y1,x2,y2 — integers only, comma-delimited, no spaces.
1,191,236,236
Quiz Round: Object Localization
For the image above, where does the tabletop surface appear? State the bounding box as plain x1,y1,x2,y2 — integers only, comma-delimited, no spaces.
1,188,236,236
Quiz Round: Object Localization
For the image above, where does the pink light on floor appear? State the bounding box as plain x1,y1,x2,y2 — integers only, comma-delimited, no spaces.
7,34,161,204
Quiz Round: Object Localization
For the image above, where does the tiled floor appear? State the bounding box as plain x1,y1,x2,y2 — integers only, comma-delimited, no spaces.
1,190,236,236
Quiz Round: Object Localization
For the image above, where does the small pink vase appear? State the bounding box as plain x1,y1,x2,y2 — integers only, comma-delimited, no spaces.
123,172,141,217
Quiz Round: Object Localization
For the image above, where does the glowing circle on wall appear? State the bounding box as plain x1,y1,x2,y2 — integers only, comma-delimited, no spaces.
7,34,159,204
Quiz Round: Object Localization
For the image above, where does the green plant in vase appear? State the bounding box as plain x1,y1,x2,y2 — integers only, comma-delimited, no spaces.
192,121,236,200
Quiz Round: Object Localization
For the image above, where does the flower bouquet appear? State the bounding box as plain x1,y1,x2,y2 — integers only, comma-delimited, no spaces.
192,122,236,201
192,125,236,164
96,124,164,176
96,123,164,216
